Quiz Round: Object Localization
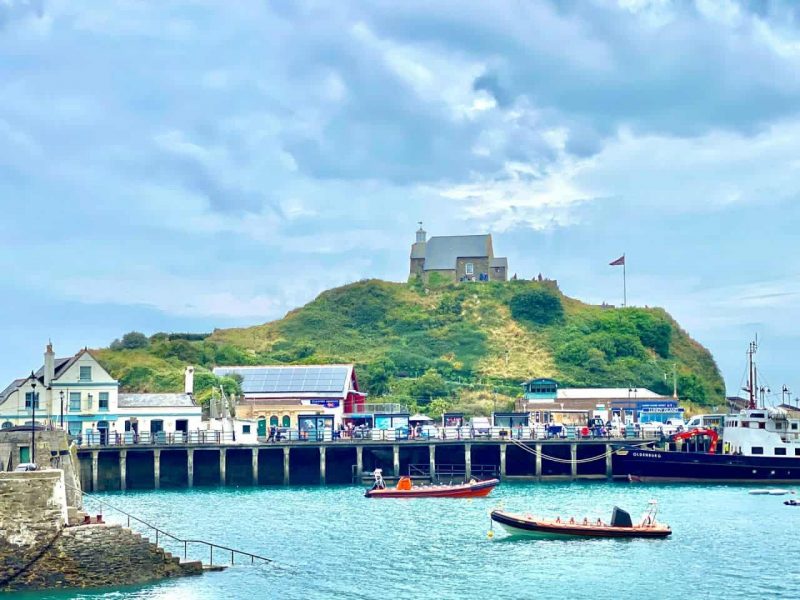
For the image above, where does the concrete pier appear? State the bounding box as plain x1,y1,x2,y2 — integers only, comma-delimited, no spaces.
187,449,194,488
356,446,363,479
119,450,127,491
91,451,99,492
76,438,636,491
153,449,161,490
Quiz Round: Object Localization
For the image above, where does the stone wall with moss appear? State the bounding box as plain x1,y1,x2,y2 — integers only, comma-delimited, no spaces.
0,470,200,592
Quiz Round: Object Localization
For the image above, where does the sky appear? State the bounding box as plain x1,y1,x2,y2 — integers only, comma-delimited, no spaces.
1,0,799,402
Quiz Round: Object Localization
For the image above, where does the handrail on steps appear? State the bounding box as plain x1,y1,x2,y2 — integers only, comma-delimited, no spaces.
68,486,271,567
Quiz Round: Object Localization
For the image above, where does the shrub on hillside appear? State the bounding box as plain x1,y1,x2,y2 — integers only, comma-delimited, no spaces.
509,289,564,325
111,331,149,350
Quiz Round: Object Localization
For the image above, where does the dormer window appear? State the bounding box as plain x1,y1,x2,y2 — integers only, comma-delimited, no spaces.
79,366,92,382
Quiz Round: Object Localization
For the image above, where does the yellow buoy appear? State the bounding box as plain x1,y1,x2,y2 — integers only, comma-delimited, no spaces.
487,530,494,539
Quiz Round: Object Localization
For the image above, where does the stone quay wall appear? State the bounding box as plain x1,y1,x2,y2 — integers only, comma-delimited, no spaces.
0,469,200,592
2,524,201,592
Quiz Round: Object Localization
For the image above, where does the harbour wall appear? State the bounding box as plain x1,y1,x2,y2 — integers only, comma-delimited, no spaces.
76,439,624,491
0,469,200,592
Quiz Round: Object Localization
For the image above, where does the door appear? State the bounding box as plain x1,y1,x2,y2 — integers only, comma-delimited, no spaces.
257,417,267,437
150,420,164,443
97,421,109,446
20,446,30,463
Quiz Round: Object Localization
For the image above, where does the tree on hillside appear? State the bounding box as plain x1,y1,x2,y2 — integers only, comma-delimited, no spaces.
509,289,564,325
410,369,448,404
111,331,150,350
364,359,395,397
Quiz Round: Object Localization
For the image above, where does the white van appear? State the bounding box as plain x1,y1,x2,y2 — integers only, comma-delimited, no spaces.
470,417,491,438
685,414,725,430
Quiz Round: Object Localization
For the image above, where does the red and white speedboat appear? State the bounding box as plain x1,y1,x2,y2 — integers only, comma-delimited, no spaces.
364,471,499,499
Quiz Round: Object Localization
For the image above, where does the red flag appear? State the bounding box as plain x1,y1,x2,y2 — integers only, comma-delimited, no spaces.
609,255,625,266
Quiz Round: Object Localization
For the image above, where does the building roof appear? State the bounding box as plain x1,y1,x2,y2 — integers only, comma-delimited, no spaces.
118,393,197,408
0,379,24,404
557,388,667,400
213,364,357,396
490,257,508,268
423,234,493,270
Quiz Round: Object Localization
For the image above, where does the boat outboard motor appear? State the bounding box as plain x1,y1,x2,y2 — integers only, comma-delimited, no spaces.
610,507,633,527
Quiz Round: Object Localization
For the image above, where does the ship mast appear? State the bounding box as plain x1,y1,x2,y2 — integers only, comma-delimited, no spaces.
745,338,758,410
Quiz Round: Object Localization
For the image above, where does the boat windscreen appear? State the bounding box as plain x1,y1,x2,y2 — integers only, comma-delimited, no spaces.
611,507,633,527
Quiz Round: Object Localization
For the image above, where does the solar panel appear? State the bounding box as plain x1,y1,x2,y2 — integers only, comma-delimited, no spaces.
214,366,349,393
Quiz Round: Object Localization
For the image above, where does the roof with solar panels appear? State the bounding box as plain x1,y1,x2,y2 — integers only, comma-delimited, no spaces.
212,364,363,399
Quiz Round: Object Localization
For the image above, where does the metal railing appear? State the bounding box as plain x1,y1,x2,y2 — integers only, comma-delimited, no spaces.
75,430,239,448
408,463,498,480
74,488,271,567
73,425,663,448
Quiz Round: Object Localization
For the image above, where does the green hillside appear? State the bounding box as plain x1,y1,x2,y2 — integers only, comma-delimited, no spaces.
94,279,725,416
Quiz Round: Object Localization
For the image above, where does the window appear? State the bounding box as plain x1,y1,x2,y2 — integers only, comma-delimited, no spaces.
1,421,12,429
69,392,81,411
242,425,251,434
792,423,798,430
775,447,787,456
269,416,279,426
751,446,764,455
282,415,291,427
796,448,800,456
98,392,109,411
24,392,40,410
79,366,92,381
68,421,82,436
465,262,474,275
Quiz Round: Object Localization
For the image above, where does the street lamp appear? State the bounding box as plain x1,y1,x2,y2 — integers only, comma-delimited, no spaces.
59,390,64,429
29,372,37,465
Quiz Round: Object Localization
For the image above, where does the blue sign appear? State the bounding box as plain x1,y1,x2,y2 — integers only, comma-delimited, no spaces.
310,399,340,409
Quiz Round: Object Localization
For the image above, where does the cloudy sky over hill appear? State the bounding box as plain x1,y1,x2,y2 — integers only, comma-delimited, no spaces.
2,0,799,397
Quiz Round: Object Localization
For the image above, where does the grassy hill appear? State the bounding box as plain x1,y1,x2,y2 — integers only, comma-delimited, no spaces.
94,278,725,416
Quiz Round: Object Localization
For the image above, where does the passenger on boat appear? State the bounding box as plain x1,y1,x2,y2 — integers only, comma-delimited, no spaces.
371,469,386,490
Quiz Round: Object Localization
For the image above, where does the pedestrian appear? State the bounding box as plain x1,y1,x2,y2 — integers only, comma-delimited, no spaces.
267,424,276,443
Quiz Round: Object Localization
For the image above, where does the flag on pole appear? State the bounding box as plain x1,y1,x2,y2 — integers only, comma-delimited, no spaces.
609,255,625,266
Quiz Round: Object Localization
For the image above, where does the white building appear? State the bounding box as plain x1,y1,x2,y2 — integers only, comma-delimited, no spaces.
0,344,201,444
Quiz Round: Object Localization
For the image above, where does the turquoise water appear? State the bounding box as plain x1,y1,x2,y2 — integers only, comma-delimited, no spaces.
13,482,800,599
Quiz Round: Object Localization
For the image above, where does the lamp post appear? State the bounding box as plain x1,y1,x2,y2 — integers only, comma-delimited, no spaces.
59,390,64,429
29,372,37,465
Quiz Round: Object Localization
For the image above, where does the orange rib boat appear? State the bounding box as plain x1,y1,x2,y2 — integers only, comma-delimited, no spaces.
365,475,499,498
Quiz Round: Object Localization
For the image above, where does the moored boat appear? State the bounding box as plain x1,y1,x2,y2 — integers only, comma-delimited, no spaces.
490,502,671,539
364,470,499,498
613,340,800,483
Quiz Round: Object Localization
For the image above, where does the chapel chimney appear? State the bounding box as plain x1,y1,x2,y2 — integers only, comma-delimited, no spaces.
184,365,195,395
44,342,55,387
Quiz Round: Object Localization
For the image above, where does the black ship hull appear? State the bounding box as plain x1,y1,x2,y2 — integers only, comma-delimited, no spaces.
613,447,800,483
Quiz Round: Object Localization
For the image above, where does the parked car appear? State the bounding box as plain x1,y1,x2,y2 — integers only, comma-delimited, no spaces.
14,463,38,472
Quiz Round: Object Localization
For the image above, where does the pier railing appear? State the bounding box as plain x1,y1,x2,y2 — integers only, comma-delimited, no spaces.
74,488,271,567
75,424,664,448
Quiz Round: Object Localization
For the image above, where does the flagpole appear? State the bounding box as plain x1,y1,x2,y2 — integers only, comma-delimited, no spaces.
623,253,626,308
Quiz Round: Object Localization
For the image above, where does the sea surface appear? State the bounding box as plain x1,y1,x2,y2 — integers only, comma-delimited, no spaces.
12,482,800,599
